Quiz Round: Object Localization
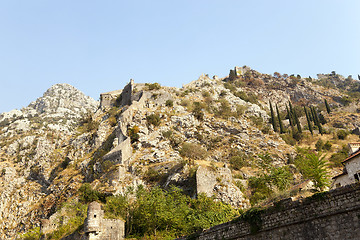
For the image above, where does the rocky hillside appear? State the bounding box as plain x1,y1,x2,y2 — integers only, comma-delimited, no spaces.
0,83,98,239
1,67,360,239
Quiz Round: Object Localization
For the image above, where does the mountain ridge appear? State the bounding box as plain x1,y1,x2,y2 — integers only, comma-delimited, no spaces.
1,66,360,239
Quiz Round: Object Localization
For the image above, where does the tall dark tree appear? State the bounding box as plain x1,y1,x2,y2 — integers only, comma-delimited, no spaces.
269,101,278,132
324,99,331,114
288,101,296,125
286,105,294,128
288,101,294,114
311,106,323,135
310,106,317,125
293,109,302,133
288,101,302,133
304,106,313,135
276,104,285,133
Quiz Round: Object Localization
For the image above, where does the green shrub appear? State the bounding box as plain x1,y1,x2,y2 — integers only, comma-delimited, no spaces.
236,104,247,116
146,114,161,126
224,82,237,92
79,183,106,203
107,107,121,127
229,156,246,170
128,125,140,143
234,91,258,104
323,141,332,151
248,175,272,205
337,129,349,140
294,149,330,191
261,125,271,134
340,95,352,106
145,82,161,90
180,99,191,107
143,168,167,183
102,160,113,172
280,133,297,146
249,115,264,128
20,227,42,240
78,113,99,133
329,145,349,167
165,99,174,107
192,102,205,120
269,166,292,191
214,99,232,119
179,143,207,160
162,130,173,139
128,186,238,238
315,139,324,151
46,201,87,240
104,195,128,220
318,113,327,124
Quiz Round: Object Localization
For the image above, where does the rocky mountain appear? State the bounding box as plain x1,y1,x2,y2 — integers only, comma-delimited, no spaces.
0,84,98,239
1,67,360,239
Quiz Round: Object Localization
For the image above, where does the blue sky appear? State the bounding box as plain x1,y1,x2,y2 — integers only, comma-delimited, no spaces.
0,0,359,113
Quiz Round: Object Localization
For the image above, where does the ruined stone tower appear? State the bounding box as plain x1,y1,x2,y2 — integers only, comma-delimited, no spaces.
84,202,125,240
84,202,103,235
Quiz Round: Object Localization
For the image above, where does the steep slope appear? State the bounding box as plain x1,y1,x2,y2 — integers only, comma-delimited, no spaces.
1,67,360,239
0,84,98,239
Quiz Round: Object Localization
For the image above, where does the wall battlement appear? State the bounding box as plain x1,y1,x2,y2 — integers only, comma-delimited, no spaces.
178,183,360,240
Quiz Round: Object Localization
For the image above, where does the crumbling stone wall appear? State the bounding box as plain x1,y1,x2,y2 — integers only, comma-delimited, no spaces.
84,202,124,240
102,138,132,166
101,83,150,180
178,183,360,240
100,79,134,109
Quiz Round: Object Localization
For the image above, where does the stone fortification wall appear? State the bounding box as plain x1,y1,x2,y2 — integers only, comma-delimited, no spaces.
179,183,360,240
102,86,150,181
84,202,124,240
99,219,125,240
100,79,134,109
102,137,132,166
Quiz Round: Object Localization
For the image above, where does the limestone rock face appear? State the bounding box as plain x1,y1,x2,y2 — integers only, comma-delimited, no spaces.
1,66,359,238
0,84,99,239
196,166,250,208
28,83,98,115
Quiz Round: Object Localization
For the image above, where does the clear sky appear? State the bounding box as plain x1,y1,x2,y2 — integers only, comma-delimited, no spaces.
0,0,359,113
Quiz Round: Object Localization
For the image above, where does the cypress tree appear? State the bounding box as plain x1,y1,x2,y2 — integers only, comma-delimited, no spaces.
269,101,278,132
288,101,294,115
304,106,313,135
286,105,294,128
312,106,323,135
288,101,297,125
289,101,301,133
325,99,331,114
310,106,317,125
276,104,285,133
293,108,302,133
308,107,314,122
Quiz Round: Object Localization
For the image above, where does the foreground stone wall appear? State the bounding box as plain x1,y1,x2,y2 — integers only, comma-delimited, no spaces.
179,183,360,240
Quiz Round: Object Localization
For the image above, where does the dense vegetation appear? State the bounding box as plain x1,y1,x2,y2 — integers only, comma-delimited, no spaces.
82,185,239,240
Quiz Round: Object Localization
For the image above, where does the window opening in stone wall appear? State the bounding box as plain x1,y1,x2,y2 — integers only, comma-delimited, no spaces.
94,214,96,218
355,172,360,181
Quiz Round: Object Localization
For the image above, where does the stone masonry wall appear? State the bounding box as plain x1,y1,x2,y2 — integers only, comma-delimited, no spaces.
179,183,360,240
